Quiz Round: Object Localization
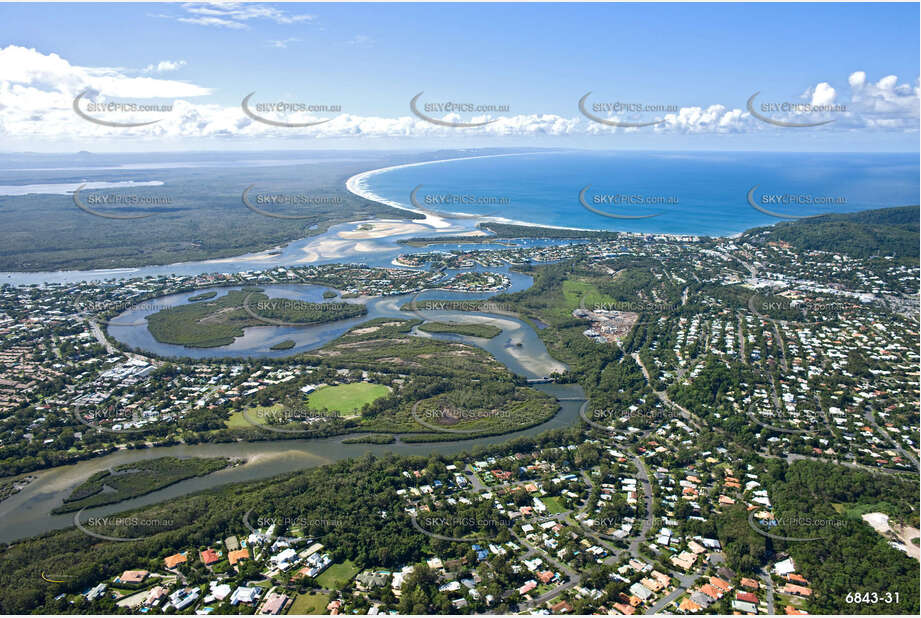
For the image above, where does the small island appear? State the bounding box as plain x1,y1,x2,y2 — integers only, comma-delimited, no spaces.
418,321,502,339
270,339,296,350
342,434,395,444
146,289,367,348
188,290,218,302
0,474,36,504
52,456,234,513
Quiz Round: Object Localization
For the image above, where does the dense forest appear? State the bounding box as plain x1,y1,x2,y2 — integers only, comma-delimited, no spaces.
761,460,919,614
743,206,919,259
0,153,429,272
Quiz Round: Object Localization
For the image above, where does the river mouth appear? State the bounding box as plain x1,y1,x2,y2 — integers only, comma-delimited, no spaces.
0,278,578,544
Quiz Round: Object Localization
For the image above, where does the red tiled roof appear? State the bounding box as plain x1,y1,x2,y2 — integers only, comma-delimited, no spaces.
781,584,812,597
613,602,636,615
700,584,723,599
200,548,220,566
736,591,759,604
228,549,249,565
551,600,573,613
740,578,760,590
785,573,809,585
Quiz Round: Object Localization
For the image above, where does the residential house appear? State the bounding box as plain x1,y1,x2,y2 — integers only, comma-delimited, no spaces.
85,583,106,602
259,592,291,615
228,548,250,566
117,570,148,585
732,599,758,614
200,548,220,566
230,586,262,606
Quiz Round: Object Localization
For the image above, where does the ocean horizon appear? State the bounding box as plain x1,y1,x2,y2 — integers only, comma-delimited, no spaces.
355,151,920,237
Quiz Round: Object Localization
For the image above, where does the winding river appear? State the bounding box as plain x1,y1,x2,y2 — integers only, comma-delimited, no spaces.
0,272,583,544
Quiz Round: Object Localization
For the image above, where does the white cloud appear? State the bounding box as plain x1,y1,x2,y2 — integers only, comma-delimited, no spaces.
807,82,836,106
0,46,208,98
658,104,750,133
143,60,187,73
175,2,315,29
0,46,916,142
346,35,374,47
760,73,919,129
178,16,248,29
267,38,300,49
846,71,920,126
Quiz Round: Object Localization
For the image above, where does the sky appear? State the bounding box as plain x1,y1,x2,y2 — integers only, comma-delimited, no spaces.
0,1,918,152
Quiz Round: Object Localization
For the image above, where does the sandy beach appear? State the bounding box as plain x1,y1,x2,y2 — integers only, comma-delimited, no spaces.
295,236,387,263
344,152,558,230
345,153,632,235
338,220,431,240
203,246,284,264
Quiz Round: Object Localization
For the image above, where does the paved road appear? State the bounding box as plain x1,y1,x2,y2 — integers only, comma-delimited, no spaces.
629,455,654,559
771,321,789,372
465,464,486,491
86,318,118,354
781,452,913,476
86,317,161,366
737,313,746,362
724,251,758,278
646,585,684,614
759,569,775,615
512,533,582,610
437,354,723,612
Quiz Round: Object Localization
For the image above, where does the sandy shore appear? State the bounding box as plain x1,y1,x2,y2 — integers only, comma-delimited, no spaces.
203,246,284,264
345,152,724,239
338,220,431,240
345,154,623,234
295,236,387,263
344,152,563,230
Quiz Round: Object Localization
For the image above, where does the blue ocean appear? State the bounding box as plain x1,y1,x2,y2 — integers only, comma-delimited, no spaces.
363,151,920,236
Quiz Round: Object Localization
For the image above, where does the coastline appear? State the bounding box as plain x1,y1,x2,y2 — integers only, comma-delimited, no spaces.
344,151,605,234
345,152,718,238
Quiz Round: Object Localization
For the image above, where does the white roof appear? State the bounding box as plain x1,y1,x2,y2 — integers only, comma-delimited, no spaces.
774,558,796,575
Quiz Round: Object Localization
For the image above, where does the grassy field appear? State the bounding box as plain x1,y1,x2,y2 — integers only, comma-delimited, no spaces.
315,560,360,589
225,404,283,429
308,383,390,414
541,496,567,514
560,279,618,315
833,501,902,519
288,592,328,614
